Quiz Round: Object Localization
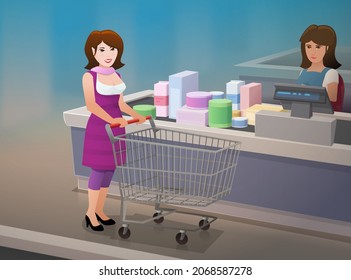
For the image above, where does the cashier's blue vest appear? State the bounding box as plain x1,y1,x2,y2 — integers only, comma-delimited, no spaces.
297,67,330,86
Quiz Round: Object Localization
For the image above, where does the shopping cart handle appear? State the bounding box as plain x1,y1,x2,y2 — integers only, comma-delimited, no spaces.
110,115,152,128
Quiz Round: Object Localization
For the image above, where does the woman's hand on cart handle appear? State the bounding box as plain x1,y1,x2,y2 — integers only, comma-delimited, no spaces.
135,115,147,124
110,115,151,128
110,118,128,128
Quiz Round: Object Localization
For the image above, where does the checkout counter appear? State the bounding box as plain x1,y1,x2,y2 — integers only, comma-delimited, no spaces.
63,89,351,239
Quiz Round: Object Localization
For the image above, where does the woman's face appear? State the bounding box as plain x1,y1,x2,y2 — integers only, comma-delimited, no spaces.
93,41,118,68
305,40,327,65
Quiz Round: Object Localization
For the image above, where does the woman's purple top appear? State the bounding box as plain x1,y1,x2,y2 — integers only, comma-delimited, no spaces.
82,71,126,170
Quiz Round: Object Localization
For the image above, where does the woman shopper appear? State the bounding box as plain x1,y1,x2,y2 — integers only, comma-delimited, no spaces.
82,30,146,231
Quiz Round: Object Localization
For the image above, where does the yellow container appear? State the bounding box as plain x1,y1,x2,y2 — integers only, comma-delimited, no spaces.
242,104,283,125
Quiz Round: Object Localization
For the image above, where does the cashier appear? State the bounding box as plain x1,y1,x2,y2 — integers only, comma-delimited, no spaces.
297,24,343,110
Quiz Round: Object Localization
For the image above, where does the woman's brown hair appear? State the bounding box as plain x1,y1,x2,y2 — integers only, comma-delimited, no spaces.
300,24,341,69
84,30,125,70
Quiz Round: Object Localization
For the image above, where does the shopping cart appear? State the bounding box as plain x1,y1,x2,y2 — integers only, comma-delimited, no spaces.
105,116,240,245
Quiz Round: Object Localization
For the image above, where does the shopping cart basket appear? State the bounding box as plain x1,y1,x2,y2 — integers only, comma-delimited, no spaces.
106,116,240,245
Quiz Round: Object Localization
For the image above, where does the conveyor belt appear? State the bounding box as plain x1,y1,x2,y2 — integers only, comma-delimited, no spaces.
127,97,351,145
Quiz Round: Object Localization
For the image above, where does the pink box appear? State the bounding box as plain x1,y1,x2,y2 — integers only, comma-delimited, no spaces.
156,106,169,117
154,81,169,96
176,106,208,126
240,83,262,111
154,96,169,106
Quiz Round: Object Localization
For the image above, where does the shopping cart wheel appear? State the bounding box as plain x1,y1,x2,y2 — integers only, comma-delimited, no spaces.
153,212,164,224
175,232,188,245
118,226,131,239
199,219,210,231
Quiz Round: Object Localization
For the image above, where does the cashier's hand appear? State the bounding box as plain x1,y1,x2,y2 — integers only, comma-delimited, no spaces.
111,118,128,128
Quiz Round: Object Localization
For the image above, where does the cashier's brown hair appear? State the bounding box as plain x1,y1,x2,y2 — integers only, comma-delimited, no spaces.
300,24,341,69
84,30,125,70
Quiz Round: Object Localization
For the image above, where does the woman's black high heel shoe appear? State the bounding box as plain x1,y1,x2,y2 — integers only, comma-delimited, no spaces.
85,215,104,231
96,213,116,225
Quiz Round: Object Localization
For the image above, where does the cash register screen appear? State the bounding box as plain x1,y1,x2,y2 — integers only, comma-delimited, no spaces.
274,83,334,117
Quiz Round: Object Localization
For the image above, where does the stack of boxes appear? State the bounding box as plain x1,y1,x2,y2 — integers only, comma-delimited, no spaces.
210,91,225,99
177,91,212,126
240,83,262,112
168,71,199,119
225,80,263,128
226,80,245,112
240,83,263,126
133,104,156,119
226,80,246,128
244,104,283,125
154,81,169,117
186,91,212,109
208,99,233,128
153,71,265,129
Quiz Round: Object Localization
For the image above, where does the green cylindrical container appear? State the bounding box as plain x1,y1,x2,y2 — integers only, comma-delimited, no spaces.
208,99,232,128
133,104,156,120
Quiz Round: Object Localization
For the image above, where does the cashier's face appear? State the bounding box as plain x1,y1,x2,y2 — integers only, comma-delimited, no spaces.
93,41,118,68
305,40,327,65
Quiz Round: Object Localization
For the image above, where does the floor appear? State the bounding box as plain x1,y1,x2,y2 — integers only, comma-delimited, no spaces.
0,246,65,260
1,116,351,260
